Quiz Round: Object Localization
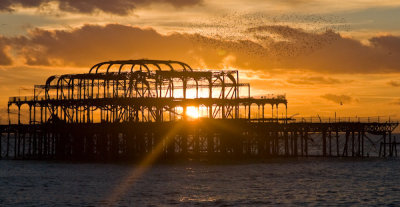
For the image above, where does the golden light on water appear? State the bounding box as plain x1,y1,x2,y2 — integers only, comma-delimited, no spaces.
106,122,184,204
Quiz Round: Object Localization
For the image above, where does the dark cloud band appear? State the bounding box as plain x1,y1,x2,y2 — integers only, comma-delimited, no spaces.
0,0,202,15
1,24,400,74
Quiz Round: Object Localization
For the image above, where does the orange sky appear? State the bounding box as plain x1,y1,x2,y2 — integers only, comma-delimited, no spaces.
1,0,400,124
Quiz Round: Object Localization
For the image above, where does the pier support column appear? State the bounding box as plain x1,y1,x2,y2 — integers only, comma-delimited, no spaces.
14,132,17,159
6,131,10,158
293,131,298,156
362,131,365,157
22,132,25,159
300,131,304,156
352,131,355,157
304,131,308,157
343,131,349,157
358,131,361,157
336,131,339,157
389,131,393,157
322,130,327,157
383,132,387,157
284,131,289,156
329,131,332,156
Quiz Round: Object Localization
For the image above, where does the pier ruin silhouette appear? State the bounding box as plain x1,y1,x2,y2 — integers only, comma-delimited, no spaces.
1,59,398,161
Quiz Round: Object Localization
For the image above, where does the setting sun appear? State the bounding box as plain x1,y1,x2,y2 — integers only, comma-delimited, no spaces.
186,106,199,119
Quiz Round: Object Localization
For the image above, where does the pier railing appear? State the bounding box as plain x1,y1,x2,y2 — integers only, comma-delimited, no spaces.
291,116,397,124
9,94,287,103
247,116,398,124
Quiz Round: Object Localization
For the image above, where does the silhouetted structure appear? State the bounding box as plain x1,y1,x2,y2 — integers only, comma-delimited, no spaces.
1,59,398,161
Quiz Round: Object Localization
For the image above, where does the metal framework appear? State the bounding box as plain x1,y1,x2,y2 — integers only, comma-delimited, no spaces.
0,59,398,161
8,59,287,125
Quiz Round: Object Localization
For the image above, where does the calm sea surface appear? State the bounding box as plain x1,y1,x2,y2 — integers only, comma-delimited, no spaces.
1,158,400,206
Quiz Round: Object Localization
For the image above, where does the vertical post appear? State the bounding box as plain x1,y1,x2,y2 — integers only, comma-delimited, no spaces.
305,131,308,157
343,131,349,157
293,131,298,156
322,130,326,156
336,131,339,157
14,132,17,159
358,131,361,157
395,136,398,157
248,104,251,120
284,131,289,156
6,106,10,158
274,132,279,156
383,132,386,157
40,106,43,124
236,71,239,98
351,131,355,157
6,131,10,158
276,104,279,122
209,77,212,119
209,104,213,119
262,104,265,121
362,131,365,157
221,75,225,119
22,133,25,158
300,131,304,156
29,105,32,125
183,77,187,120
329,131,332,156
18,105,21,125
389,131,392,157
235,72,239,119
271,104,274,120
17,132,20,158
285,104,288,124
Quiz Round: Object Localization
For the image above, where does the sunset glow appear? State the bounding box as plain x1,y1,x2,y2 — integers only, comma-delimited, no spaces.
186,106,200,119
0,0,400,124
2,1,400,206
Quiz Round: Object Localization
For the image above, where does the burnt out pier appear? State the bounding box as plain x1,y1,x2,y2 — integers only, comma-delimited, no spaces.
1,59,398,161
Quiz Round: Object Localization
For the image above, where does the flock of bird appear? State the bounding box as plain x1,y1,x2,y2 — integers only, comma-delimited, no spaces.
183,11,351,60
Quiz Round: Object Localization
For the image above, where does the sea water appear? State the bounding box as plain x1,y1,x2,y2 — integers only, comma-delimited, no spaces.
1,158,400,206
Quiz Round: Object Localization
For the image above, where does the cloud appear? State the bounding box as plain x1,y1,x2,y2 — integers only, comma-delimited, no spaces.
388,80,400,87
8,24,199,67
0,37,12,65
0,0,43,12
0,0,202,15
2,24,400,73
287,76,343,85
321,94,354,105
247,25,400,73
370,35,400,55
